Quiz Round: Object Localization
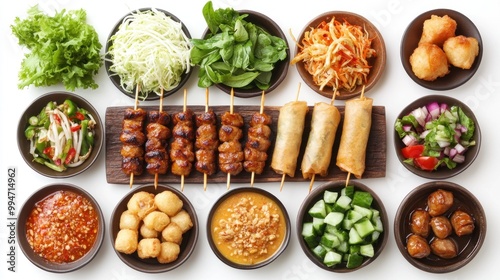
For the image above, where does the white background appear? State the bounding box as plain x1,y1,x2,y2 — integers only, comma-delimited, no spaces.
1,0,500,279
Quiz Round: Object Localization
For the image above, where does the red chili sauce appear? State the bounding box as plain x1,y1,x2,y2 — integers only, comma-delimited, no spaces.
25,190,99,263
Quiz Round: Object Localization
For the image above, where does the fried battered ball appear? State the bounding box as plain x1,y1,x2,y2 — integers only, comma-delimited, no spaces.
170,209,193,233
155,190,183,217
443,35,479,69
140,223,159,238
115,229,138,254
157,242,180,264
410,43,450,81
119,210,141,230
143,211,170,232
127,191,157,219
419,15,457,47
162,222,183,244
137,238,161,259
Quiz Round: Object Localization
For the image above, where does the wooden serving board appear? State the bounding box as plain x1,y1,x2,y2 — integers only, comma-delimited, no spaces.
105,105,386,185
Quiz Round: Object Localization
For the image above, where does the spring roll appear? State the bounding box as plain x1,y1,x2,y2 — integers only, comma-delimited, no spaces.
301,102,341,179
271,100,309,177
336,97,373,178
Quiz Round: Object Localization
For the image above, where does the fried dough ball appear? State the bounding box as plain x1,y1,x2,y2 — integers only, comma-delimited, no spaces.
119,210,141,230
170,209,193,233
430,238,458,259
127,191,157,219
157,242,180,264
443,35,479,69
162,222,183,244
143,211,170,232
410,43,449,81
140,223,159,238
155,190,183,216
419,15,457,47
137,238,161,259
115,229,138,254
407,234,431,259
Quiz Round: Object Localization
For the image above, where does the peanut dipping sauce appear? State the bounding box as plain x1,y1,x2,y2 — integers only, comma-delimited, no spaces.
25,190,99,263
211,191,287,265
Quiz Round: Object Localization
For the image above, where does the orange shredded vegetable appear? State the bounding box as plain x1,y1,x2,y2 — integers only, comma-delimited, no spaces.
291,17,376,92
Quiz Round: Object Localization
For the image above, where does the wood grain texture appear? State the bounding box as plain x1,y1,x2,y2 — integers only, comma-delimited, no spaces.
105,105,386,185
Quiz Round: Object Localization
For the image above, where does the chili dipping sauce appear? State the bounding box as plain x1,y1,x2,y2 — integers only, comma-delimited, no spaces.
25,190,99,263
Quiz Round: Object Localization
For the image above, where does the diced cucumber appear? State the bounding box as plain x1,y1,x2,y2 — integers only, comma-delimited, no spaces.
371,231,381,242
346,253,364,268
353,217,375,238
325,226,348,242
349,244,361,254
336,241,349,253
312,244,327,259
308,199,327,218
341,185,354,198
351,191,373,208
323,251,343,267
331,195,352,213
352,205,373,220
348,227,363,244
312,217,325,234
323,190,339,204
372,216,384,232
346,209,364,223
320,232,340,249
371,209,380,221
302,222,318,248
360,244,374,258
324,211,344,227
325,203,335,214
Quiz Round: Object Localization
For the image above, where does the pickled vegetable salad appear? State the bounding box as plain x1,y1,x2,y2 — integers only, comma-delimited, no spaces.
395,101,475,170
25,100,96,172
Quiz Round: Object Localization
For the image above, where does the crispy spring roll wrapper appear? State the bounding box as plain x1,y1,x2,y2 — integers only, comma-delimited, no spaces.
336,97,373,179
271,100,309,177
301,102,341,179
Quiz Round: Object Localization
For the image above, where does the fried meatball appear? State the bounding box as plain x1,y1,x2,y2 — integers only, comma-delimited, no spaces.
407,234,431,259
430,238,458,259
430,216,453,239
410,209,431,238
443,35,479,69
450,210,475,236
419,15,457,47
409,43,449,81
427,189,454,217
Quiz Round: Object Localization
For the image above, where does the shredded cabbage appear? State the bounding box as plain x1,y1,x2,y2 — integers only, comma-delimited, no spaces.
107,8,192,99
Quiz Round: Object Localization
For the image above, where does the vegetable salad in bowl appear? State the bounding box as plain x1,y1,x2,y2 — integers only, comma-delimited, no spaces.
18,91,103,178
394,95,480,179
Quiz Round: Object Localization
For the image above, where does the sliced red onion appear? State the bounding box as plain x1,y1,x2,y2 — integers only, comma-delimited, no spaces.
402,134,417,146
454,143,466,154
449,148,458,158
453,154,465,163
427,101,441,119
440,103,449,114
403,125,412,132
443,146,451,156
411,107,427,127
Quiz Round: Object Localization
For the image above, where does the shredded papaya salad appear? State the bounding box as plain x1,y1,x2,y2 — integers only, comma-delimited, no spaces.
291,17,376,92
24,100,96,172
394,101,476,171
107,8,192,99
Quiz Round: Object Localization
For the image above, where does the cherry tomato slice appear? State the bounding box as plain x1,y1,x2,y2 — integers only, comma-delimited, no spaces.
401,145,425,159
414,156,439,171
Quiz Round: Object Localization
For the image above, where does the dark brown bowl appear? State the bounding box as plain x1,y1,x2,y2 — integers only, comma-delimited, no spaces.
105,8,192,100
206,187,291,269
293,11,386,100
394,181,486,273
201,10,290,98
400,9,482,90
296,180,388,272
17,91,103,178
17,183,105,273
393,95,481,179
110,184,198,273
